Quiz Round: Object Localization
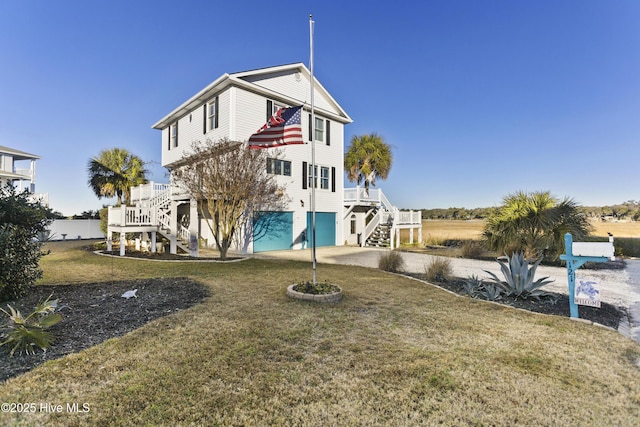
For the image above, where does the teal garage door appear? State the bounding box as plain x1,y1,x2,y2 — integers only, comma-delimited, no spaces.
253,211,293,252
306,212,336,247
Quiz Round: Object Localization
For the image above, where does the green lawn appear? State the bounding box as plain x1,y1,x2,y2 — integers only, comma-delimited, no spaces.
1,241,640,426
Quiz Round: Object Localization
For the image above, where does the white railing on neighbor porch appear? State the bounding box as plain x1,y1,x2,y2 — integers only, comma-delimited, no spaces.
13,168,34,180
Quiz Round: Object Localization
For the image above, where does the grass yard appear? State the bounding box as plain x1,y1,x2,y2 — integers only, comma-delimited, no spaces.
1,241,640,426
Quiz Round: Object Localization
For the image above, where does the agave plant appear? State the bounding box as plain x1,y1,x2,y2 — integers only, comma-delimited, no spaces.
0,295,62,356
484,252,553,300
477,283,503,302
463,275,483,298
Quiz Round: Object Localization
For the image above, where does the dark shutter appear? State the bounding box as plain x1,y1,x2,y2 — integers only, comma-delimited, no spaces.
325,120,331,146
308,114,312,142
167,127,171,150
302,161,308,189
175,122,178,147
331,167,336,192
214,96,219,129
203,104,207,134
267,100,273,121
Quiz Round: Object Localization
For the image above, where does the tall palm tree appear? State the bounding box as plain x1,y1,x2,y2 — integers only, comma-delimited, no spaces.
344,133,392,194
483,190,592,260
87,148,148,206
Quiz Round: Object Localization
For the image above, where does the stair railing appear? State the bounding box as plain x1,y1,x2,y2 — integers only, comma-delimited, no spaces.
362,210,382,247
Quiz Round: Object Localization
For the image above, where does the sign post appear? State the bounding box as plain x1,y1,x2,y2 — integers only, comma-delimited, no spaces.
559,233,614,318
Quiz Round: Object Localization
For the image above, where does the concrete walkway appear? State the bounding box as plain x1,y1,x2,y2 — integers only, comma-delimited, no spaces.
255,246,640,342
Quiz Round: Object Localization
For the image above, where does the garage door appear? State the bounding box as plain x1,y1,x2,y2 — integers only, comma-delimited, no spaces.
253,211,293,252
306,212,336,247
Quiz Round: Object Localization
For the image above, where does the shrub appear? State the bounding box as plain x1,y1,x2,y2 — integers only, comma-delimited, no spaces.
0,224,46,301
0,185,51,301
424,257,452,282
460,241,486,259
484,252,553,300
0,295,62,356
378,250,405,273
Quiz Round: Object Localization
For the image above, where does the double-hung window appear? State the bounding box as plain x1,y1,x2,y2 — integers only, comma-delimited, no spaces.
207,101,216,131
204,96,219,133
267,158,291,176
307,164,330,189
314,117,324,143
320,166,330,189
302,162,335,192
170,123,178,148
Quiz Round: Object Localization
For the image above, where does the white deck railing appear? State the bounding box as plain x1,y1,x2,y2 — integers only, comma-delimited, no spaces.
130,182,171,205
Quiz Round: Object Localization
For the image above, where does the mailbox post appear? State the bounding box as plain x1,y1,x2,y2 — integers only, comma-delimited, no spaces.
559,233,614,319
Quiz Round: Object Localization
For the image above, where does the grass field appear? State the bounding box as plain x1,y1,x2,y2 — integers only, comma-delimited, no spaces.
400,220,640,257
1,241,639,426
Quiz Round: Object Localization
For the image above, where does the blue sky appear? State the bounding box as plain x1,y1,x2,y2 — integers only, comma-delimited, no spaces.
1,1,638,215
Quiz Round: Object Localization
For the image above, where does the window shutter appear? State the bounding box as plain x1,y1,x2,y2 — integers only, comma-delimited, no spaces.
308,114,312,142
214,96,219,129
167,127,171,150
175,122,178,147
331,167,336,192
302,161,308,189
267,100,273,122
202,105,207,134
325,120,331,146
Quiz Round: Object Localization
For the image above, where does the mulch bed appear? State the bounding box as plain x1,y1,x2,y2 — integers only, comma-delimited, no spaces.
0,278,209,382
409,274,625,329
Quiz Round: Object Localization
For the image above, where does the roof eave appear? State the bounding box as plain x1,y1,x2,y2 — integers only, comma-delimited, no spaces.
151,73,231,130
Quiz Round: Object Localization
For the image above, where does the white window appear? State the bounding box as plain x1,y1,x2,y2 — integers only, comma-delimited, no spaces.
314,117,324,142
320,166,329,189
272,102,285,115
308,164,330,189
267,158,291,176
171,123,178,148
207,101,216,131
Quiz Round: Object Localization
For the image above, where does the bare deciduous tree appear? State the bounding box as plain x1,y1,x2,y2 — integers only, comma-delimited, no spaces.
172,139,288,259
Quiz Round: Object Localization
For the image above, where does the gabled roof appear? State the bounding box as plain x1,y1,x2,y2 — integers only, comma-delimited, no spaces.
152,63,352,130
0,145,40,160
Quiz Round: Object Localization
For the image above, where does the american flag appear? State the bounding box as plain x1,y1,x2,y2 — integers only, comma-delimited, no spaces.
248,105,304,148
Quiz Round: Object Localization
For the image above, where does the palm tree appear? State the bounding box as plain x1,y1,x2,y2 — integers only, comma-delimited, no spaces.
87,148,148,206
344,133,392,194
483,190,592,260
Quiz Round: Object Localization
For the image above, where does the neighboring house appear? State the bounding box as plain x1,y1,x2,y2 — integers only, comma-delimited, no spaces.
107,63,421,255
0,145,48,206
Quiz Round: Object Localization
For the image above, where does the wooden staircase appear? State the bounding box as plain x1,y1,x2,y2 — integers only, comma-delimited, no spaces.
365,223,391,247
107,182,192,254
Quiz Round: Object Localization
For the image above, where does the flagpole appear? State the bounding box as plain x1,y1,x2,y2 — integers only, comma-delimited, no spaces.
309,14,317,285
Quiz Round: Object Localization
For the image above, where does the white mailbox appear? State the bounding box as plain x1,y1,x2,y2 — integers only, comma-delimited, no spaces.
571,242,615,260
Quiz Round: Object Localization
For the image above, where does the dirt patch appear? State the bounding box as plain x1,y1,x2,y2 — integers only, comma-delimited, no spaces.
0,278,209,382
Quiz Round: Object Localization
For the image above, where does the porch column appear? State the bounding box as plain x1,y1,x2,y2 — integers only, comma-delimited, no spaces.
106,229,112,252
189,198,199,257
169,200,178,254
119,231,126,256
150,231,157,253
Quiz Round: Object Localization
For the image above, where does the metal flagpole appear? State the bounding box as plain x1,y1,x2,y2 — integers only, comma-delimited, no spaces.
309,14,317,285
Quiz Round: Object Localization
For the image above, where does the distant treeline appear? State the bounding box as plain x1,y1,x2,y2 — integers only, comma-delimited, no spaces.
420,200,640,221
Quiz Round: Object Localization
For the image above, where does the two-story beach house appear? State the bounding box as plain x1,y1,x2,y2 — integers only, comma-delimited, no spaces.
0,145,48,206
107,63,421,256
